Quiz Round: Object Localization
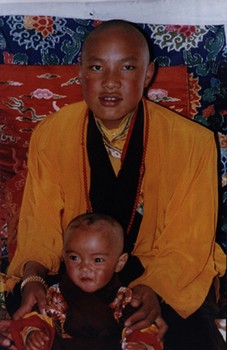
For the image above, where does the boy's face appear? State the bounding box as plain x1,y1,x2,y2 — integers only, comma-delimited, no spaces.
79,26,154,129
63,223,128,293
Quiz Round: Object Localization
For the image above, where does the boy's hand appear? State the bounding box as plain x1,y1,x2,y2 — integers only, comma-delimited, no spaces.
13,261,48,321
13,282,47,320
124,284,168,341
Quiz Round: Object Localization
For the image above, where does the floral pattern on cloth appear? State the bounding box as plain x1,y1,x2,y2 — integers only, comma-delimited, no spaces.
148,65,192,117
148,24,209,51
45,284,71,339
0,16,226,268
109,287,163,350
109,286,133,321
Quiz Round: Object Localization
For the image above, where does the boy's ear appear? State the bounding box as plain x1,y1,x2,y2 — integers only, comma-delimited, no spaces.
115,253,128,273
144,62,154,88
78,63,83,80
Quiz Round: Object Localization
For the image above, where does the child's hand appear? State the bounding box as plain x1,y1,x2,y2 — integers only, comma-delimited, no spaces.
26,329,50,350
0,319,17,350
125,341,151,350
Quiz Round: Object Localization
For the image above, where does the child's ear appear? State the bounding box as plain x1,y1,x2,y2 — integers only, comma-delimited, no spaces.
115,253,128,273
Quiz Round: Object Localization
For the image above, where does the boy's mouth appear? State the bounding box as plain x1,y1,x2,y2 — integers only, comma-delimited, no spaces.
99,96,122,105
102,97,118,101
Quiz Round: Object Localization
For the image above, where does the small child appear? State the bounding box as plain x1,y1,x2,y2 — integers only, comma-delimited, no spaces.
10,213,163,350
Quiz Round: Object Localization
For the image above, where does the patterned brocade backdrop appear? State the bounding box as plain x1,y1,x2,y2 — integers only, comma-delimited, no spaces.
0,16,226,268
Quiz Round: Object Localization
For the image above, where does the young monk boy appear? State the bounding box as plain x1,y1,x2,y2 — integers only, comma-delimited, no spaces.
3,19,226,350
9,213,163,350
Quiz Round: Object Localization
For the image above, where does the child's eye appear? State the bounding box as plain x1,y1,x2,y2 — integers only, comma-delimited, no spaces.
69,255,79,261
95,257,105,263
123,65,135,71
90,65,103,71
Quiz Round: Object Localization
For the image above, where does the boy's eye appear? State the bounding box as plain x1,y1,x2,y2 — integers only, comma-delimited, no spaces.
123,65,135,71
95,257,105,263
90,65,103,71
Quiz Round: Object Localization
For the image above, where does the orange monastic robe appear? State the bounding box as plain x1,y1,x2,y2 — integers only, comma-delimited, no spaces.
6,99,226,318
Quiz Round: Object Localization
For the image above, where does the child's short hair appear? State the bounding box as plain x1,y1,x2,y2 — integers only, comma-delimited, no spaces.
66,212,125,250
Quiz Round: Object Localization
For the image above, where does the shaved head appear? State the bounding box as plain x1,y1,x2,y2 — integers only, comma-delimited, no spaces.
81,19,152,64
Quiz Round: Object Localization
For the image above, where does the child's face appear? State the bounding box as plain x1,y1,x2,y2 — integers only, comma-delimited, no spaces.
79,26,154,129
63,223,127,293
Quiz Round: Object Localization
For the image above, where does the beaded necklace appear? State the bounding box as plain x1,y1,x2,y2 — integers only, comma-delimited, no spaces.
81,98,150,235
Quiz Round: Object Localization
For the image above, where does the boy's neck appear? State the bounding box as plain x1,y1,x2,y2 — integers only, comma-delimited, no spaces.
95,108,136,130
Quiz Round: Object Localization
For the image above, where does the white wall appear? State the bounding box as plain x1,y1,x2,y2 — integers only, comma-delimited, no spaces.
0,0,226,28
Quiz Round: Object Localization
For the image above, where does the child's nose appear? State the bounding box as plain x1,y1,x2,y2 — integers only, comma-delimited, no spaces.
102,70,121,89
79,261,92,272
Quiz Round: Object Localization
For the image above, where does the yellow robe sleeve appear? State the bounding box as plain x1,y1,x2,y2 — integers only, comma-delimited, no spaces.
7,118,65,279
6,102,88,284
130,101,226,318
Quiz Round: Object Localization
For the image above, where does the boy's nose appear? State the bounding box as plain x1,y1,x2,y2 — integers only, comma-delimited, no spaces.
102,71,121,89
